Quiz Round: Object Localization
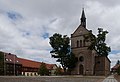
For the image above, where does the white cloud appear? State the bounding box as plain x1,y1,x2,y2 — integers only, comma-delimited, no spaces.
109,53,120,67
0,0,120,66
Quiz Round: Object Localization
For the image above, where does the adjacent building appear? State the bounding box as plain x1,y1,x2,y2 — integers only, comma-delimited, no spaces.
3,52,22,76
111,60,120,73
0,51,57,76
71,9,111,76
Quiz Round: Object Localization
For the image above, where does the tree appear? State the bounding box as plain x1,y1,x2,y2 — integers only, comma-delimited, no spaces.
117,67,120,75
54,66,63,75
85,28,111,57
115,60,120,75
66,52,77,74
49,33,76,73
0,52,4,75
116,60,120,65
38,62,49,76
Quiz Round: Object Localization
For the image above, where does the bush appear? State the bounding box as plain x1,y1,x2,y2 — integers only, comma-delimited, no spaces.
117,68,120,75
54,66,63,75
38,62,49,76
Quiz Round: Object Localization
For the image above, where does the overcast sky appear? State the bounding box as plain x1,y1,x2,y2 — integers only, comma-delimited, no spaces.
0,0,120,67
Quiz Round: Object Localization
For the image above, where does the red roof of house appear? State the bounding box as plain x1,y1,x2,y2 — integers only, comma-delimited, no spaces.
112,64,120,70
46,64,56,70
18,58,56,69
18,58,41,68
1,51,56,70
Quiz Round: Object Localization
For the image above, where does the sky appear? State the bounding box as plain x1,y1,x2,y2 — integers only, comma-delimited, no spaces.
0,0,120,67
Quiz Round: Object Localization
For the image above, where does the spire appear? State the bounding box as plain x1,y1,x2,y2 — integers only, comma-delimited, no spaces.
80,8,86,28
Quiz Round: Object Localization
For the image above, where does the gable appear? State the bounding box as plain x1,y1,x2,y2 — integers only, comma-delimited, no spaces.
71,25,90,37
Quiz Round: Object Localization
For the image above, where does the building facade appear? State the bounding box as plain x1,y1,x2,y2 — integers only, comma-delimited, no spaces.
111,60,120,74
0,51,57,76
1,52,22,76
71,9,111,76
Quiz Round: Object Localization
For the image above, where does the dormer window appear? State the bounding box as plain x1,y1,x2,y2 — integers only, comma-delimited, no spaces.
6,59,8,61
9,59,12,61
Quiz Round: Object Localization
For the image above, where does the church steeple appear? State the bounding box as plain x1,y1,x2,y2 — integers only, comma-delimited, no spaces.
80,8,86,28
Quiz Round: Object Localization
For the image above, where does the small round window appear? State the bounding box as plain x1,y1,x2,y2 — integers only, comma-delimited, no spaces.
79,56,84,62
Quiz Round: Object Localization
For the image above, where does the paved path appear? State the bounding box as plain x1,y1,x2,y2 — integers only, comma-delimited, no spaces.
0,76,104,82
102,75,118,82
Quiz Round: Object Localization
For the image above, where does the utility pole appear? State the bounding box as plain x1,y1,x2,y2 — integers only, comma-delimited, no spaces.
4,53,6,76
14,55,15,76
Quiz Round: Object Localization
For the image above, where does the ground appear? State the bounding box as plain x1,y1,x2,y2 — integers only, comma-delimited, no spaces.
0,76,105,82
114,74,120,81
1,75,120,82
102,75,118,82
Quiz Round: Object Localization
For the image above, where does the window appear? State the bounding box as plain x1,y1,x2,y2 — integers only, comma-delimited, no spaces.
6,64,9,69
27,73,29,76
31,73,33,76
77,40,79,47
9,59,12,61
7,71,9,73
10,71,13,73
6,59,8,61
80,40,82,47
23,72,25,75
97,61,100,64
83,40,86,47
79,56,84,62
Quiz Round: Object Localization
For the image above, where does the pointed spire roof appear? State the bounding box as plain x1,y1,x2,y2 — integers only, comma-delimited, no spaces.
80,8,86,28
81,8,86,19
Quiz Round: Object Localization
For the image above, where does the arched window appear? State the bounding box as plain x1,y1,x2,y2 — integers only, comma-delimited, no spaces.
83,40,86,47
77,40,79,47
80,40,82,47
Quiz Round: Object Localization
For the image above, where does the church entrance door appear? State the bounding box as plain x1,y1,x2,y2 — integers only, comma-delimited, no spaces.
79,64,84,75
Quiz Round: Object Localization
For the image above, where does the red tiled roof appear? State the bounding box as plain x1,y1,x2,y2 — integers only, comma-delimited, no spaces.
46,64,56,70
18,58,41,68
18,58,56,69
112,64,120,70
1,51,56,70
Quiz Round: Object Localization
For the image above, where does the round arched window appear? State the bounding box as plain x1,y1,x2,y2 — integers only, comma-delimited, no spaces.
79,56,84,62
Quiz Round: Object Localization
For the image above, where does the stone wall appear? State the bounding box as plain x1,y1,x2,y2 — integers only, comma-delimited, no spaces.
95,56,110,76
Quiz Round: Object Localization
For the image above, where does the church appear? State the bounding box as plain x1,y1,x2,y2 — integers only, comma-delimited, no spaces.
71,9,111,76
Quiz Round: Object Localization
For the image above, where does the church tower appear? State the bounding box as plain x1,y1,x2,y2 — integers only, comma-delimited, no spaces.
71,9,96,75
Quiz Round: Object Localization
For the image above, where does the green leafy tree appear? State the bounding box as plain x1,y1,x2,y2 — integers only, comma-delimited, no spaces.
115,60,120,75
116,60,120,65
54,66,63,75
66,52,77,74
38,62,49,76
85,28,111,56
117,67,120,75
0,52,4,75
49,33,76,73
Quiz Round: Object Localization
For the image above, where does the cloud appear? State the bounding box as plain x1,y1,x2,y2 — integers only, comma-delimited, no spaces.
0,0,120,66
109,52,120,67
92,0,120,7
